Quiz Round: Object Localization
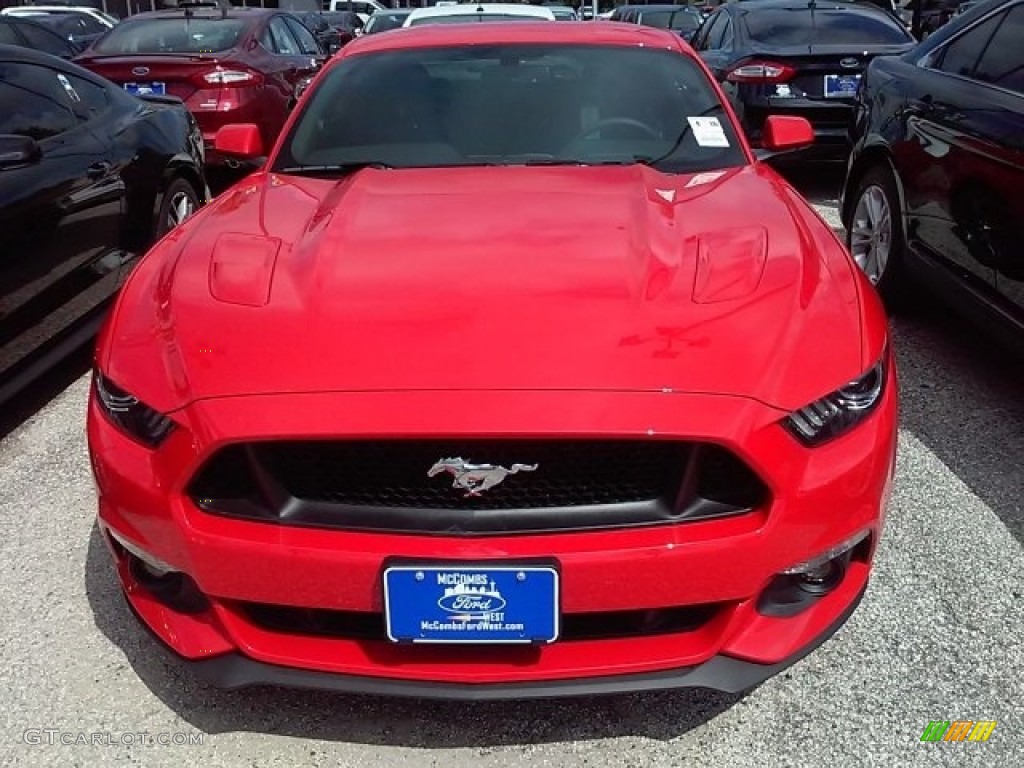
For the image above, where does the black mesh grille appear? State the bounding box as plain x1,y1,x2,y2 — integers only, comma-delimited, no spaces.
187,439,768,535
262,439,682,510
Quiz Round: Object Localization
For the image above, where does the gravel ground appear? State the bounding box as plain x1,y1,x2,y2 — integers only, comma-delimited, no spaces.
1,168,1021,768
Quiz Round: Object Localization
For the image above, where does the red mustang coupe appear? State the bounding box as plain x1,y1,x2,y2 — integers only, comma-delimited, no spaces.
88,21,898,699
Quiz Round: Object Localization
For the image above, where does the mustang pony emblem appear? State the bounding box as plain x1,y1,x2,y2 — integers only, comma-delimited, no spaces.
427,458,538,497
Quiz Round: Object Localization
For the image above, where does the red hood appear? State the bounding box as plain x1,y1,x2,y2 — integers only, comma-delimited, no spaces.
105,164,869,413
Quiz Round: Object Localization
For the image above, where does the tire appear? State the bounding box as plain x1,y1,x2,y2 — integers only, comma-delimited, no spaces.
155,177,200,240
847,164,911,310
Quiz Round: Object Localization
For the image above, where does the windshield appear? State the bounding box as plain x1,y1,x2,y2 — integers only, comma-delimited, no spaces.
742,9,913,46
91,17,247,54
276,44,745,173
640,10,701,30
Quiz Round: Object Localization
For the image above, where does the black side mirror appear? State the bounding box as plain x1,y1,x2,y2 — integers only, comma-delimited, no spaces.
0,135,42,170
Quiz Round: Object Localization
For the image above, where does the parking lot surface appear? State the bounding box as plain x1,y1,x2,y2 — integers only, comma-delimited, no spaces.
1,170,1021,767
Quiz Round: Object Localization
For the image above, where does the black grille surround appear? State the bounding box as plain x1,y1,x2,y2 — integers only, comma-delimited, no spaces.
187,439,768,536
235,601,725,643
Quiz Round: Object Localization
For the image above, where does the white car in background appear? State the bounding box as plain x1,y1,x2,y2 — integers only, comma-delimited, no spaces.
0,4,117,32
403,3,557,26
326,0,386,24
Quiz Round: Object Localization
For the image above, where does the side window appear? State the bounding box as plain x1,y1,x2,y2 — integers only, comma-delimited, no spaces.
284,16,321,55
0,26,20,45
13,21,70,58
78,16,107,35
933,11,1003,77
706,13,730,50
268,16,300,55
0,62,77,140
973,4,1024,94
719,17,734,50
694,12,724,51
59,73,109,122
258,23,275,53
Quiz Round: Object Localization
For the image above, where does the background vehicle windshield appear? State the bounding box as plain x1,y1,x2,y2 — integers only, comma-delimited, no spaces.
277,44,745,173
92,17,246,54
408,14,551,25
742,8,913,45
640,10,702,31
364,12,408,32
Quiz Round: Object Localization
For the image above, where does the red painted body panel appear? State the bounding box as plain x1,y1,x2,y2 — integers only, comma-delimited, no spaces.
101,164,867,414
88,22,897,693
90,373,896,680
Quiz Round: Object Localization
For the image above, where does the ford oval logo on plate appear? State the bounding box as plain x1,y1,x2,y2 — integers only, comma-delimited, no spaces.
132,66,150,76
840,57,859,69
437,583,508,615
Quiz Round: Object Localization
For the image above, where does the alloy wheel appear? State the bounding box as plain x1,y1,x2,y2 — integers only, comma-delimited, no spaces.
849,185,892,285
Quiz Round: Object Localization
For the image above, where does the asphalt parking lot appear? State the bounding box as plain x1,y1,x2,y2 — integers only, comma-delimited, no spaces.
1,167,1021,768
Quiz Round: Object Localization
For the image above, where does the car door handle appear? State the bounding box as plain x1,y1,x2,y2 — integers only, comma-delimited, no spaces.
86,161,112,179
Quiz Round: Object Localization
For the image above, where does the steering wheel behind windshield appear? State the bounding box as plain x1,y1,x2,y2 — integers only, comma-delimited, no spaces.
572,117,661,143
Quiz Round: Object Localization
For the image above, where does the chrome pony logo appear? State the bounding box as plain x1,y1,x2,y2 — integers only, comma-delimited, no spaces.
427,458,538,497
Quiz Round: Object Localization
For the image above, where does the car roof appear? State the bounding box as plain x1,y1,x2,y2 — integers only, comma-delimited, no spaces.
633,4,702,11
0,41,108,80
729,0,888,9
0,15,62,30
2,5,101,11
345,18,685,54
114,7,279,22
0,42,65,63
616,3,700,9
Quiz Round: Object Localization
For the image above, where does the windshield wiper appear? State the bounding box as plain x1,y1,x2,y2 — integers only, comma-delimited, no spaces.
634,104,726,169
276,162,393,177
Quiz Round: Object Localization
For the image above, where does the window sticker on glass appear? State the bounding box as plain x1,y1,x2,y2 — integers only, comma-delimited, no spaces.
57,73,81,103
687,116,729,147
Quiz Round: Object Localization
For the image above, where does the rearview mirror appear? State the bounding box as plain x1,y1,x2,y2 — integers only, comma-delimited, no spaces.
213,124,264,160
761,116,814,152
0,135,41,170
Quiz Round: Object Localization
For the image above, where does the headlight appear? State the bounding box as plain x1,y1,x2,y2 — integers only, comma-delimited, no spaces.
93,371,175,448
784,355,887,446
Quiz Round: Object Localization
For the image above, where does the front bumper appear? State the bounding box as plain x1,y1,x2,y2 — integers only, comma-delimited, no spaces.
89,385,896,695
133,583,867,700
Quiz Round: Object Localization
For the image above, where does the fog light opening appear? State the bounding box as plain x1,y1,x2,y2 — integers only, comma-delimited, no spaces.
104,526,178,576
103,526,209,615
756,530,872,618
793,556,846,595
127,555,210,615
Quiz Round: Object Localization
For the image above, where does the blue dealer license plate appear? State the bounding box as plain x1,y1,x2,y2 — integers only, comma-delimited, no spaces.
123,82,166,96
383,565,559,644
824,74,860,98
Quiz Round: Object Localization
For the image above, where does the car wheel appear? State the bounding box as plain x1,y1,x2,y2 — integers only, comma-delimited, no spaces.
156,177,200,239
848,164,909,309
